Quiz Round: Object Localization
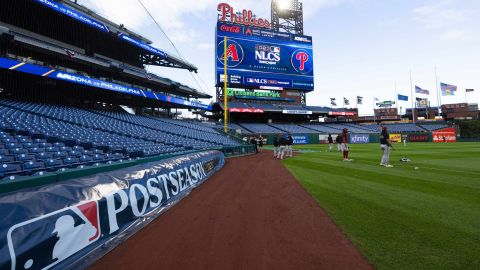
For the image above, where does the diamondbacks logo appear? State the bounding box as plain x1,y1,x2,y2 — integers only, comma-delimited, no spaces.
217,39,244,67
7,201,100,270
291,49,313,74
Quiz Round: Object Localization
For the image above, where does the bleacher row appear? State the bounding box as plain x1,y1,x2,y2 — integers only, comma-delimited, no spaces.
227,122,448,135
0,100,241,181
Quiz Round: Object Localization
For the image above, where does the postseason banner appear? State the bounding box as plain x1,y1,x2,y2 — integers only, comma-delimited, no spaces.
0,151,224,270
216,22,314,91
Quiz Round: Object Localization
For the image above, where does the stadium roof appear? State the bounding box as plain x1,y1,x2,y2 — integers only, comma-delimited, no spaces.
58,0,198,72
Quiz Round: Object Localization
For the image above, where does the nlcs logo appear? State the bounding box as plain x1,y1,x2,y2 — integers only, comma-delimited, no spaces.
217,39,244,68
291,49,313,74
7,201,100,270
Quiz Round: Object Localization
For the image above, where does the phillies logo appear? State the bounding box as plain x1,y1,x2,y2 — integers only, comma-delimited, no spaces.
217,3,271,29
217,39,244,67
291,49,313,74
219,24,241,33
7,201,100,270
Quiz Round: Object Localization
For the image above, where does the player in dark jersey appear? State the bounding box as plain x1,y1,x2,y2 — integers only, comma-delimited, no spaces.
335,134,342,152
380,126,393,167
341,128,351,161
327,134,334,151
273,135,279,158
286,134,293,157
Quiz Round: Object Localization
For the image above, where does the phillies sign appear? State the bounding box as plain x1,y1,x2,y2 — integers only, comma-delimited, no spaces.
217,3,271,29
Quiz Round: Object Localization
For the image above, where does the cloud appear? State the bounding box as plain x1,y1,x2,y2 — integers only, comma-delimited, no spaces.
413,1,468,29
197,43,214,50
441,30,472,41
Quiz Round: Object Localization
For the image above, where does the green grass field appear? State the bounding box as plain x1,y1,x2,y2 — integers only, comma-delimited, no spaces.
282,142,480,270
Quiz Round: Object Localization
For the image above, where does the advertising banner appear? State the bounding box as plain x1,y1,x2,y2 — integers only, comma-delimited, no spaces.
390,134,402,143
318,134,329,144
0,151,224,270
0,57,211,111
292,135,308,144
216,21,314,91
408,134,429,142
229,108,264,113
432,128,457,142
34,0,109,32
350,134,370,144
282,110,312,115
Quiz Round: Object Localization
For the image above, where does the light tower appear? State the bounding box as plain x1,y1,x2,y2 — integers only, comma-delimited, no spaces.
271,0,304,35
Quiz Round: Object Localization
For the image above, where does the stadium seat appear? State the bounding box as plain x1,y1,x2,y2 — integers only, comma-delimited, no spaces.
45,159,64,170
0,163,22,177
15,154,36,162
22,161,46,173
0,155,15,163
63,157,80,167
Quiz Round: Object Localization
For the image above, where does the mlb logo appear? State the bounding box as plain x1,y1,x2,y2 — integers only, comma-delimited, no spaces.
272,46,280,53
7,201,100,270
247,78,254,83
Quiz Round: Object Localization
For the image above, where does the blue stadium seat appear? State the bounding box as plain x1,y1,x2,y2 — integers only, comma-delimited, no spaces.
0,155,15,163
28,147,45,154
9,148,28,155
37,152,53,160
0,163,22,177
63,157,80,167
53,151,68,159
15,154,36,162
22,161,46,173
0,149,9,155
45,159,64,170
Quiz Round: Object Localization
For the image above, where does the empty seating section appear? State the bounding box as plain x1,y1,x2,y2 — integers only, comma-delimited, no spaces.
301,124,344,134
0,100,242,181
271,124,317,134
419,124,447,131
382,123,424,132
227,123,251,134
239,123,282,134
324,123,377,134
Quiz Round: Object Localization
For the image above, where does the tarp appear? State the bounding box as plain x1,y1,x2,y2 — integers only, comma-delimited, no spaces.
0,151,224,270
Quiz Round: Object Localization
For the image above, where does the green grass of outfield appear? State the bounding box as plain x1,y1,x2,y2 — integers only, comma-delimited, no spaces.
282,142,480,270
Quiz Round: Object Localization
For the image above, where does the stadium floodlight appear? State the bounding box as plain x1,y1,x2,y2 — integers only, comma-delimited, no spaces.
277,0,292,10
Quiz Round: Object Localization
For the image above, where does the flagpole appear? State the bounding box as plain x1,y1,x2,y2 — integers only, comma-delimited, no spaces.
435,67,442,114
373,97,376,123
410,70,415,123
395,81,399,116
435,66,441,116
465,89,468,103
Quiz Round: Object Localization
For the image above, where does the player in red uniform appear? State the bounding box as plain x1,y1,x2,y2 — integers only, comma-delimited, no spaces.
341,128,351,161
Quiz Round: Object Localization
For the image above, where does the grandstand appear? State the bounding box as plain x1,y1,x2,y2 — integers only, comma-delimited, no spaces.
0,0,248,182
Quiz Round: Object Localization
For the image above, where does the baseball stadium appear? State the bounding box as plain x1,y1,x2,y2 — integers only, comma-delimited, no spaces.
0,0,479,269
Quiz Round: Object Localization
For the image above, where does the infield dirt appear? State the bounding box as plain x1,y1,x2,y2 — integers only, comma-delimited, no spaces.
90,151,372,270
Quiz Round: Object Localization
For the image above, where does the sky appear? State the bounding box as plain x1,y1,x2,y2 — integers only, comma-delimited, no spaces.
77,0,480,116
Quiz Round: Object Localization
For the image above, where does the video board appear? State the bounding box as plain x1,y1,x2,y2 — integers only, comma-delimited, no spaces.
215,22,314,91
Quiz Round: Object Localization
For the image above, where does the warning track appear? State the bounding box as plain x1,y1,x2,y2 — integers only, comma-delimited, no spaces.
90,151,372,270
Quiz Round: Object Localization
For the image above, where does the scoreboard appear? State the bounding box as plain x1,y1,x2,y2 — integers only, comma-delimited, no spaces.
215,22,314,91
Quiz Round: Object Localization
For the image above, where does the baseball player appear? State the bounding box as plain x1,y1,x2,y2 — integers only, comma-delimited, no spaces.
380,126,393,167
341,128,351,161
335,134,342,152
327,134,333,151
278,134,287,159
273,135,279,157
286,134,293,157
